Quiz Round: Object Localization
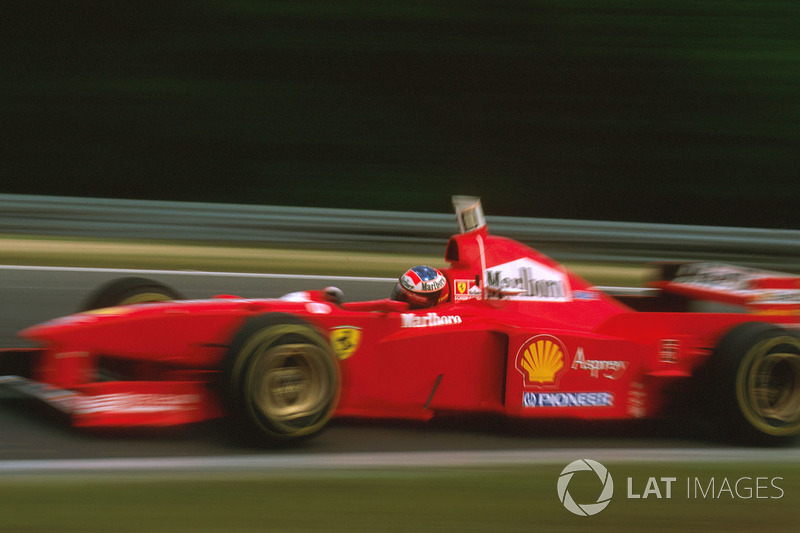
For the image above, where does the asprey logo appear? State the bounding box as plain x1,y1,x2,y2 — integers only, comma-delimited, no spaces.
557,459,614,516
571,347,628,379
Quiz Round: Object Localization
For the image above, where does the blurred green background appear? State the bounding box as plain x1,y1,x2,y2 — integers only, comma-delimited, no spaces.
2,1,799,228
1,463,798,532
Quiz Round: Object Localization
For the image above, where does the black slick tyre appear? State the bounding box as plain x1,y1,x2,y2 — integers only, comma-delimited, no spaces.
80,277,184,311
710,322,800,445
223,314,339,445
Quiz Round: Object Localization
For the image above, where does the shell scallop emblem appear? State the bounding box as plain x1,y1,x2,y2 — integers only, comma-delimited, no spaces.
517,335,567,386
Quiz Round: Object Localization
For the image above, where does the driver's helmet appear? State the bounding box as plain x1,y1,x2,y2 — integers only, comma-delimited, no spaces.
391,265,450,309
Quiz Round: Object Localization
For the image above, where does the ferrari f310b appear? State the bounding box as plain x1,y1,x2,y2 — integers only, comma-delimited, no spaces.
1,197,799,445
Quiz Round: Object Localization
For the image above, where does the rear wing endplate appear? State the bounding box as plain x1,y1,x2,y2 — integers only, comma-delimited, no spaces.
651,262,800,315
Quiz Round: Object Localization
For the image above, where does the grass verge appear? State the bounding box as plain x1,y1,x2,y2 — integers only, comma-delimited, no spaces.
0,463,796,532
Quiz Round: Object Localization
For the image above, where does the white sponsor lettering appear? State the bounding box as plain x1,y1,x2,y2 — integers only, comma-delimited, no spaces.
305,302,332,314
401,275,446,292
672,263,752,290
74,393,201,415
571,347,629,379
523,391,614,408
753,291,800,304
400,313,463,328
672,264,800,307
484,258,571,301
627,382,647,418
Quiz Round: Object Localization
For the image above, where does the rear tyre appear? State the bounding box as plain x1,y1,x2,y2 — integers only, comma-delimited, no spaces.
711,322,800,445
223,314,339,445
80,277,184,311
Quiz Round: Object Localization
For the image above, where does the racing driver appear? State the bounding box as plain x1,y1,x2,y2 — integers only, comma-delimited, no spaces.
391,265,450,309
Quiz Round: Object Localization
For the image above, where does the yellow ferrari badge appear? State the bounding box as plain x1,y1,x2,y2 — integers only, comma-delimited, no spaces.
330,326,362,360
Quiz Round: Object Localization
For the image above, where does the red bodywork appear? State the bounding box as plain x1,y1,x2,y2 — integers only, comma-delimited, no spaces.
1,216,799,431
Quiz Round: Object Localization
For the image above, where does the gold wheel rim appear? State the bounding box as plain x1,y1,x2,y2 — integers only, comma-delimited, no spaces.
737,336,800,436
249,343,333,434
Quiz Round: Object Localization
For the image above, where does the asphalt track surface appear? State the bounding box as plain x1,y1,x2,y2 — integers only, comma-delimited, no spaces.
1,265,798,470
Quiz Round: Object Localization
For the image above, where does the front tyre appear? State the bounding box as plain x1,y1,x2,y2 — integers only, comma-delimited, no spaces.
224,314,339,445
712,322,800,445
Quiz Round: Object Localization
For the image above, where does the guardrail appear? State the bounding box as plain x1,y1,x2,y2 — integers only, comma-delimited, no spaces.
1,194,798,270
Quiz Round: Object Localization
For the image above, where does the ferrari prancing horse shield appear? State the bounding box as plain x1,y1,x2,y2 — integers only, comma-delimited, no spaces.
330,326,362,360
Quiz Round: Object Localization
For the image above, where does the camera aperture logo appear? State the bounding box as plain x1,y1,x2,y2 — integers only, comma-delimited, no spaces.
557,459,614,516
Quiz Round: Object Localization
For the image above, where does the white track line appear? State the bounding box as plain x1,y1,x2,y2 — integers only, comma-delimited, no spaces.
2,448,800,476
0,264,396,283
0,265,633,294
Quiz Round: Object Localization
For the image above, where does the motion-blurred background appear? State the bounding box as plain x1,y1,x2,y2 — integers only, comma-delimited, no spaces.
2,1,799,228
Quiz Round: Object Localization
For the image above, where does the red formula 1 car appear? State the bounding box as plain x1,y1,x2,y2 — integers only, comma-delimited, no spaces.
1,197,799,445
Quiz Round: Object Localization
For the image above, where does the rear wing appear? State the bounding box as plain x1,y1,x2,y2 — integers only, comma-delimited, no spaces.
651,262,800,316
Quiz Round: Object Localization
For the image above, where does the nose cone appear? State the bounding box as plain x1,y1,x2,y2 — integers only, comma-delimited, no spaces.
19,306,140,342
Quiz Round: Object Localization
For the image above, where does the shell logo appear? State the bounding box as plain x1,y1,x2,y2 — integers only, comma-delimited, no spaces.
517,335,567,386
